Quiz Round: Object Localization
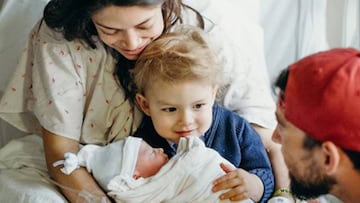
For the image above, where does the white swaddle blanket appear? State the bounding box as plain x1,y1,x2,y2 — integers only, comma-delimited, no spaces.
108,136,253,203
54,136,253,202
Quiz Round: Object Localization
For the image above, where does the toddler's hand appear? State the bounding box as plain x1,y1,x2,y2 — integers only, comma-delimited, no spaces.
212,163,254,202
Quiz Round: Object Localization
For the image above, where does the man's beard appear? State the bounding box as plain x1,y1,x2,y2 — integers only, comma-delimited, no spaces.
289,172,336,200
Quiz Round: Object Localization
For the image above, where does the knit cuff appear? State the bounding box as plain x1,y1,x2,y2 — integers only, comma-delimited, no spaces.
249,168,275,203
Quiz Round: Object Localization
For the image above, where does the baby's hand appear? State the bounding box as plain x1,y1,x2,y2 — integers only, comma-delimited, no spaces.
212,163,263,202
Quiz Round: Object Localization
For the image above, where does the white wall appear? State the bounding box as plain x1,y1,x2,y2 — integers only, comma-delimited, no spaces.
327,0,344,48
260,1,299,83
0,0,49,91
260,0,345,85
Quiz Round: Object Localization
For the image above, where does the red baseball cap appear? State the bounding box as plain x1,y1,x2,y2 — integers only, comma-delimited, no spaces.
285,48,360,152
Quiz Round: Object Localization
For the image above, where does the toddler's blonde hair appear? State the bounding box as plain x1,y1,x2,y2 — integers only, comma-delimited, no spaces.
132,26,222,95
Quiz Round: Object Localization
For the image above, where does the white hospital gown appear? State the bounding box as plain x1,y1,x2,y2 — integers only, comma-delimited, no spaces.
0,20,142,144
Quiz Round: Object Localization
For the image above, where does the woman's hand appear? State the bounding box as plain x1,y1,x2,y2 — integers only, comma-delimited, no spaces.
42,127,109,203
212,163,264,202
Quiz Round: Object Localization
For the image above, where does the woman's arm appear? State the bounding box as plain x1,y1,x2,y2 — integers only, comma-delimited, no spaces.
42,128,111,203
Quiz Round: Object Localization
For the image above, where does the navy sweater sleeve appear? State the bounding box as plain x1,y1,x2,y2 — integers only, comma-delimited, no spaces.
204,104,274,202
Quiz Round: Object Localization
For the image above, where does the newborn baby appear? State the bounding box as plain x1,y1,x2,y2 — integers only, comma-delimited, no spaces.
54,136,253,203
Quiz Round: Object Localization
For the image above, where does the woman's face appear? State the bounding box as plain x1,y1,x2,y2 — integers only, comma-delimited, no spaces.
92,5,164,60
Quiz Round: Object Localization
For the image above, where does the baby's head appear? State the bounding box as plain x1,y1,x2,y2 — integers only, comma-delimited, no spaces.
105,136,168,191
100,137,168,191
119,137,169,180
131,137,169,179
54,137,168,192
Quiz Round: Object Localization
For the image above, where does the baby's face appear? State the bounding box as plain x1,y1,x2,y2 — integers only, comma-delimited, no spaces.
135,141,169,178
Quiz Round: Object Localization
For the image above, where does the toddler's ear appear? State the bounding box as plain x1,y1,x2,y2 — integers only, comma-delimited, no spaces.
213,85,219,98
135,93,151,116
211,85,218,105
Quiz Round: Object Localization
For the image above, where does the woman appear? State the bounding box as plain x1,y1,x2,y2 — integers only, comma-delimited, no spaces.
0,0,289,202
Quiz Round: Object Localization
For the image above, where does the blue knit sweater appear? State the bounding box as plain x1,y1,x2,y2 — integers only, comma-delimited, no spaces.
135,103,274,202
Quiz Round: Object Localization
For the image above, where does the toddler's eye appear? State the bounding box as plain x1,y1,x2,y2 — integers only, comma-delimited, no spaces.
194,103,205,109
163,107,177,112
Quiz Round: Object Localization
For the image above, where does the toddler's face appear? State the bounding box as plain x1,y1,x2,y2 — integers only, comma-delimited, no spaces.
134,141,169,178
137,80,216,144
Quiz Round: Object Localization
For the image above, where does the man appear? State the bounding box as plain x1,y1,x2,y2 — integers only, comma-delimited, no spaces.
272,48,360,203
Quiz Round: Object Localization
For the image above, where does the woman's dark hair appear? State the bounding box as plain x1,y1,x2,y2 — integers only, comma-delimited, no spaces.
44,0,181,48
274,67,360,169
43,0,203,99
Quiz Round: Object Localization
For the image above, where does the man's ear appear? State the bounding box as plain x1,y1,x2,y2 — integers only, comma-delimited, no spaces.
321,141,340,175
135,93,151,116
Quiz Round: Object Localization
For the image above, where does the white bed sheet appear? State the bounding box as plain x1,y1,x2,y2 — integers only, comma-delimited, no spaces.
0,134,67,202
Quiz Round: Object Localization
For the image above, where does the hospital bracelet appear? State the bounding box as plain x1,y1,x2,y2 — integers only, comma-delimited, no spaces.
273,188,292,197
